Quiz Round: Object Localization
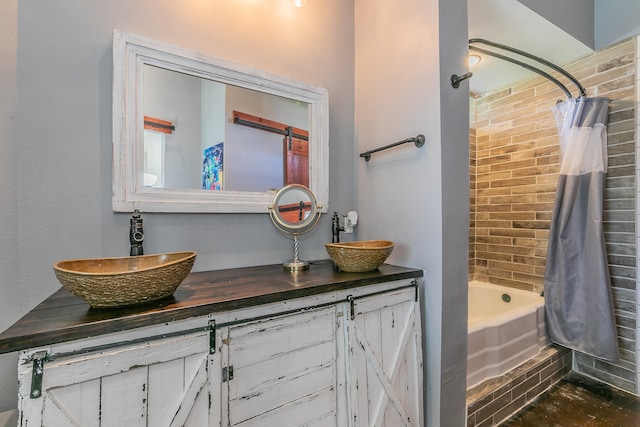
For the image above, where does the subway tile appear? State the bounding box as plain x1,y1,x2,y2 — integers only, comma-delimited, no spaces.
511,255,546,267
512,220,550,230
476,251,513,263
608,154,636,167
476,203,512,213
487,244,535,256
535,154,560,166
577,363,636,393
475,390,514,423
489,88,536,110
488,212,536,221
596,51,635,72
493,395,527,426
490,194,537,204
584,65,635,89
511,127,558,144
490,159,536,172
511,272,544,287
604,188,636,200
476,235,513,245
609,107,635,123
490,106,538,124
510,183,557,194
605,232,636,245
534,212,553,221
489,228,536,238
535,174,559,185
511,165,557,178
610,275,637,290
603,210,636,222
604,198,636,210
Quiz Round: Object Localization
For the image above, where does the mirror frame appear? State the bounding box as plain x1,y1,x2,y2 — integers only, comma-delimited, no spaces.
112,29,329,213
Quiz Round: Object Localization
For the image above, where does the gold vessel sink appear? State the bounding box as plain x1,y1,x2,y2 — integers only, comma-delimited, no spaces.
325,240,394,272
53,251,197,308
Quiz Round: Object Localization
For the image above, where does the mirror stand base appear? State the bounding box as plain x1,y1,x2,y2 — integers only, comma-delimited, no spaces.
283,260,310,271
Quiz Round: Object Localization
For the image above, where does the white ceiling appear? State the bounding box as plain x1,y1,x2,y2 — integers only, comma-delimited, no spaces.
468,0,594,96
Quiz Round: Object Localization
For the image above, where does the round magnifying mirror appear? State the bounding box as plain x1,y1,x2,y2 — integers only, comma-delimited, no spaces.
269,184,321,270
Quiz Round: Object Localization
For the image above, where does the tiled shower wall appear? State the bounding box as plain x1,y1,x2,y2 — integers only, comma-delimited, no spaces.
469,38,637,393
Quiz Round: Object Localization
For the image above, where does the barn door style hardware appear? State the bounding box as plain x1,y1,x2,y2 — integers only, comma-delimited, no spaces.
143,116,175,134
222,365,234,382
346,281,420,321
209,320,217,354
25,324,213,399
29,351,48,399
347,295,356,320
232,111,308,140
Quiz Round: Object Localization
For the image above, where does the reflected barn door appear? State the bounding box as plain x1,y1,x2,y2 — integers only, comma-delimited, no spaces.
284,135,309,187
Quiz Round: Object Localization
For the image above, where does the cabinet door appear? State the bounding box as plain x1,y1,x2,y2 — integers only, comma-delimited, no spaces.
220,305,339,427
345,286,423,427
19,329,218,427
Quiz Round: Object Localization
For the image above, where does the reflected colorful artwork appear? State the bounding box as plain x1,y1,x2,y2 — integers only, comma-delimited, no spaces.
202,143,223,191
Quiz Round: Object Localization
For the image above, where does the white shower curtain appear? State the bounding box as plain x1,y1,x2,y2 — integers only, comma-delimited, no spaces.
544,96,619,361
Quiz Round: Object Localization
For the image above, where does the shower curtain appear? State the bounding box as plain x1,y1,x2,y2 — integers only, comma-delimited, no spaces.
544,96,619,361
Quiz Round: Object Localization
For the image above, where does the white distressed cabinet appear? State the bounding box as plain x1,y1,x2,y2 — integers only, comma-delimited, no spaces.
18,326,216,426
344,285,423,426
17,279,422,427
219,306,340,426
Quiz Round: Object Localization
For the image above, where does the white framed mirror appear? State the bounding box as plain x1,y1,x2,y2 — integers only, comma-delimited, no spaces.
112,29,329,213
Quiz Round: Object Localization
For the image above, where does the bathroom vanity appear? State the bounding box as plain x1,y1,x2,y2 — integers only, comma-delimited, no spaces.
0,261,423,426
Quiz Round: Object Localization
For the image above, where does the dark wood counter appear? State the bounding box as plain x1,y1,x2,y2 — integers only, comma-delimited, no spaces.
0,260,422,354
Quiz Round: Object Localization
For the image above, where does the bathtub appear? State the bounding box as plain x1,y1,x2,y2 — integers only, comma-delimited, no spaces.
467,281,546,389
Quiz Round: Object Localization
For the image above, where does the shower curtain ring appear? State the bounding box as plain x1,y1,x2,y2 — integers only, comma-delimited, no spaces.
451,72,473,89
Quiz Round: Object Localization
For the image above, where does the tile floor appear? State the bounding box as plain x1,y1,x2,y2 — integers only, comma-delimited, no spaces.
499,372,640,426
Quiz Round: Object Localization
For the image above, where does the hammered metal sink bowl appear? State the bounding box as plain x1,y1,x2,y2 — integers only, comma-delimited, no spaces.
325,240,394,272
53,251,197,308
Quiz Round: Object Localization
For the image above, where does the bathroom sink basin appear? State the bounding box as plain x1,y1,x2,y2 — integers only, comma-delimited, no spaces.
325,240,394,272
53,251,197,308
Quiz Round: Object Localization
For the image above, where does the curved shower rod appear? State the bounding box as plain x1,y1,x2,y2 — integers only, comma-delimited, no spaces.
469,45,572,98
468,38,587,98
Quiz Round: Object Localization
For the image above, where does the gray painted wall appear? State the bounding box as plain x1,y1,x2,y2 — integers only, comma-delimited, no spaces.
0,0,355,411
354,0,468,424
595,0,640,49
518,0,640,51
518,0,595,48
0,0,19,412
144,66,202,189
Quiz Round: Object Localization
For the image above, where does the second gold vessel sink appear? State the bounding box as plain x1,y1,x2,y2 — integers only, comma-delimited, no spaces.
325,240,394,272
53,251,197,308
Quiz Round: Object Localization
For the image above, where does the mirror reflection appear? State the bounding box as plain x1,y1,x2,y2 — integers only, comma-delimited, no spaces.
275,189,313,225
269,184,321,234
112,29,329,213
143,65,310,192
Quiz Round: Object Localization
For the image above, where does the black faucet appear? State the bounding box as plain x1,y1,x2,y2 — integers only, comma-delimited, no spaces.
332,212,344,243
130,210,144,256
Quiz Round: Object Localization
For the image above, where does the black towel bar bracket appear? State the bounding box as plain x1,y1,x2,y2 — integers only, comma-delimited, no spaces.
359,134,425,162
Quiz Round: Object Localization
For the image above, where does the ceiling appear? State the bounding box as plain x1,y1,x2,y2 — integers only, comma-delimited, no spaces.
467,0,594,96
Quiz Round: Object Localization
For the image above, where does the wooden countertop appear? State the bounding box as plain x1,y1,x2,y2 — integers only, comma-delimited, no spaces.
0,260,422,354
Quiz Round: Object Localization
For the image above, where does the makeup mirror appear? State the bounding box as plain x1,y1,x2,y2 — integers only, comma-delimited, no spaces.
269,184,321,270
